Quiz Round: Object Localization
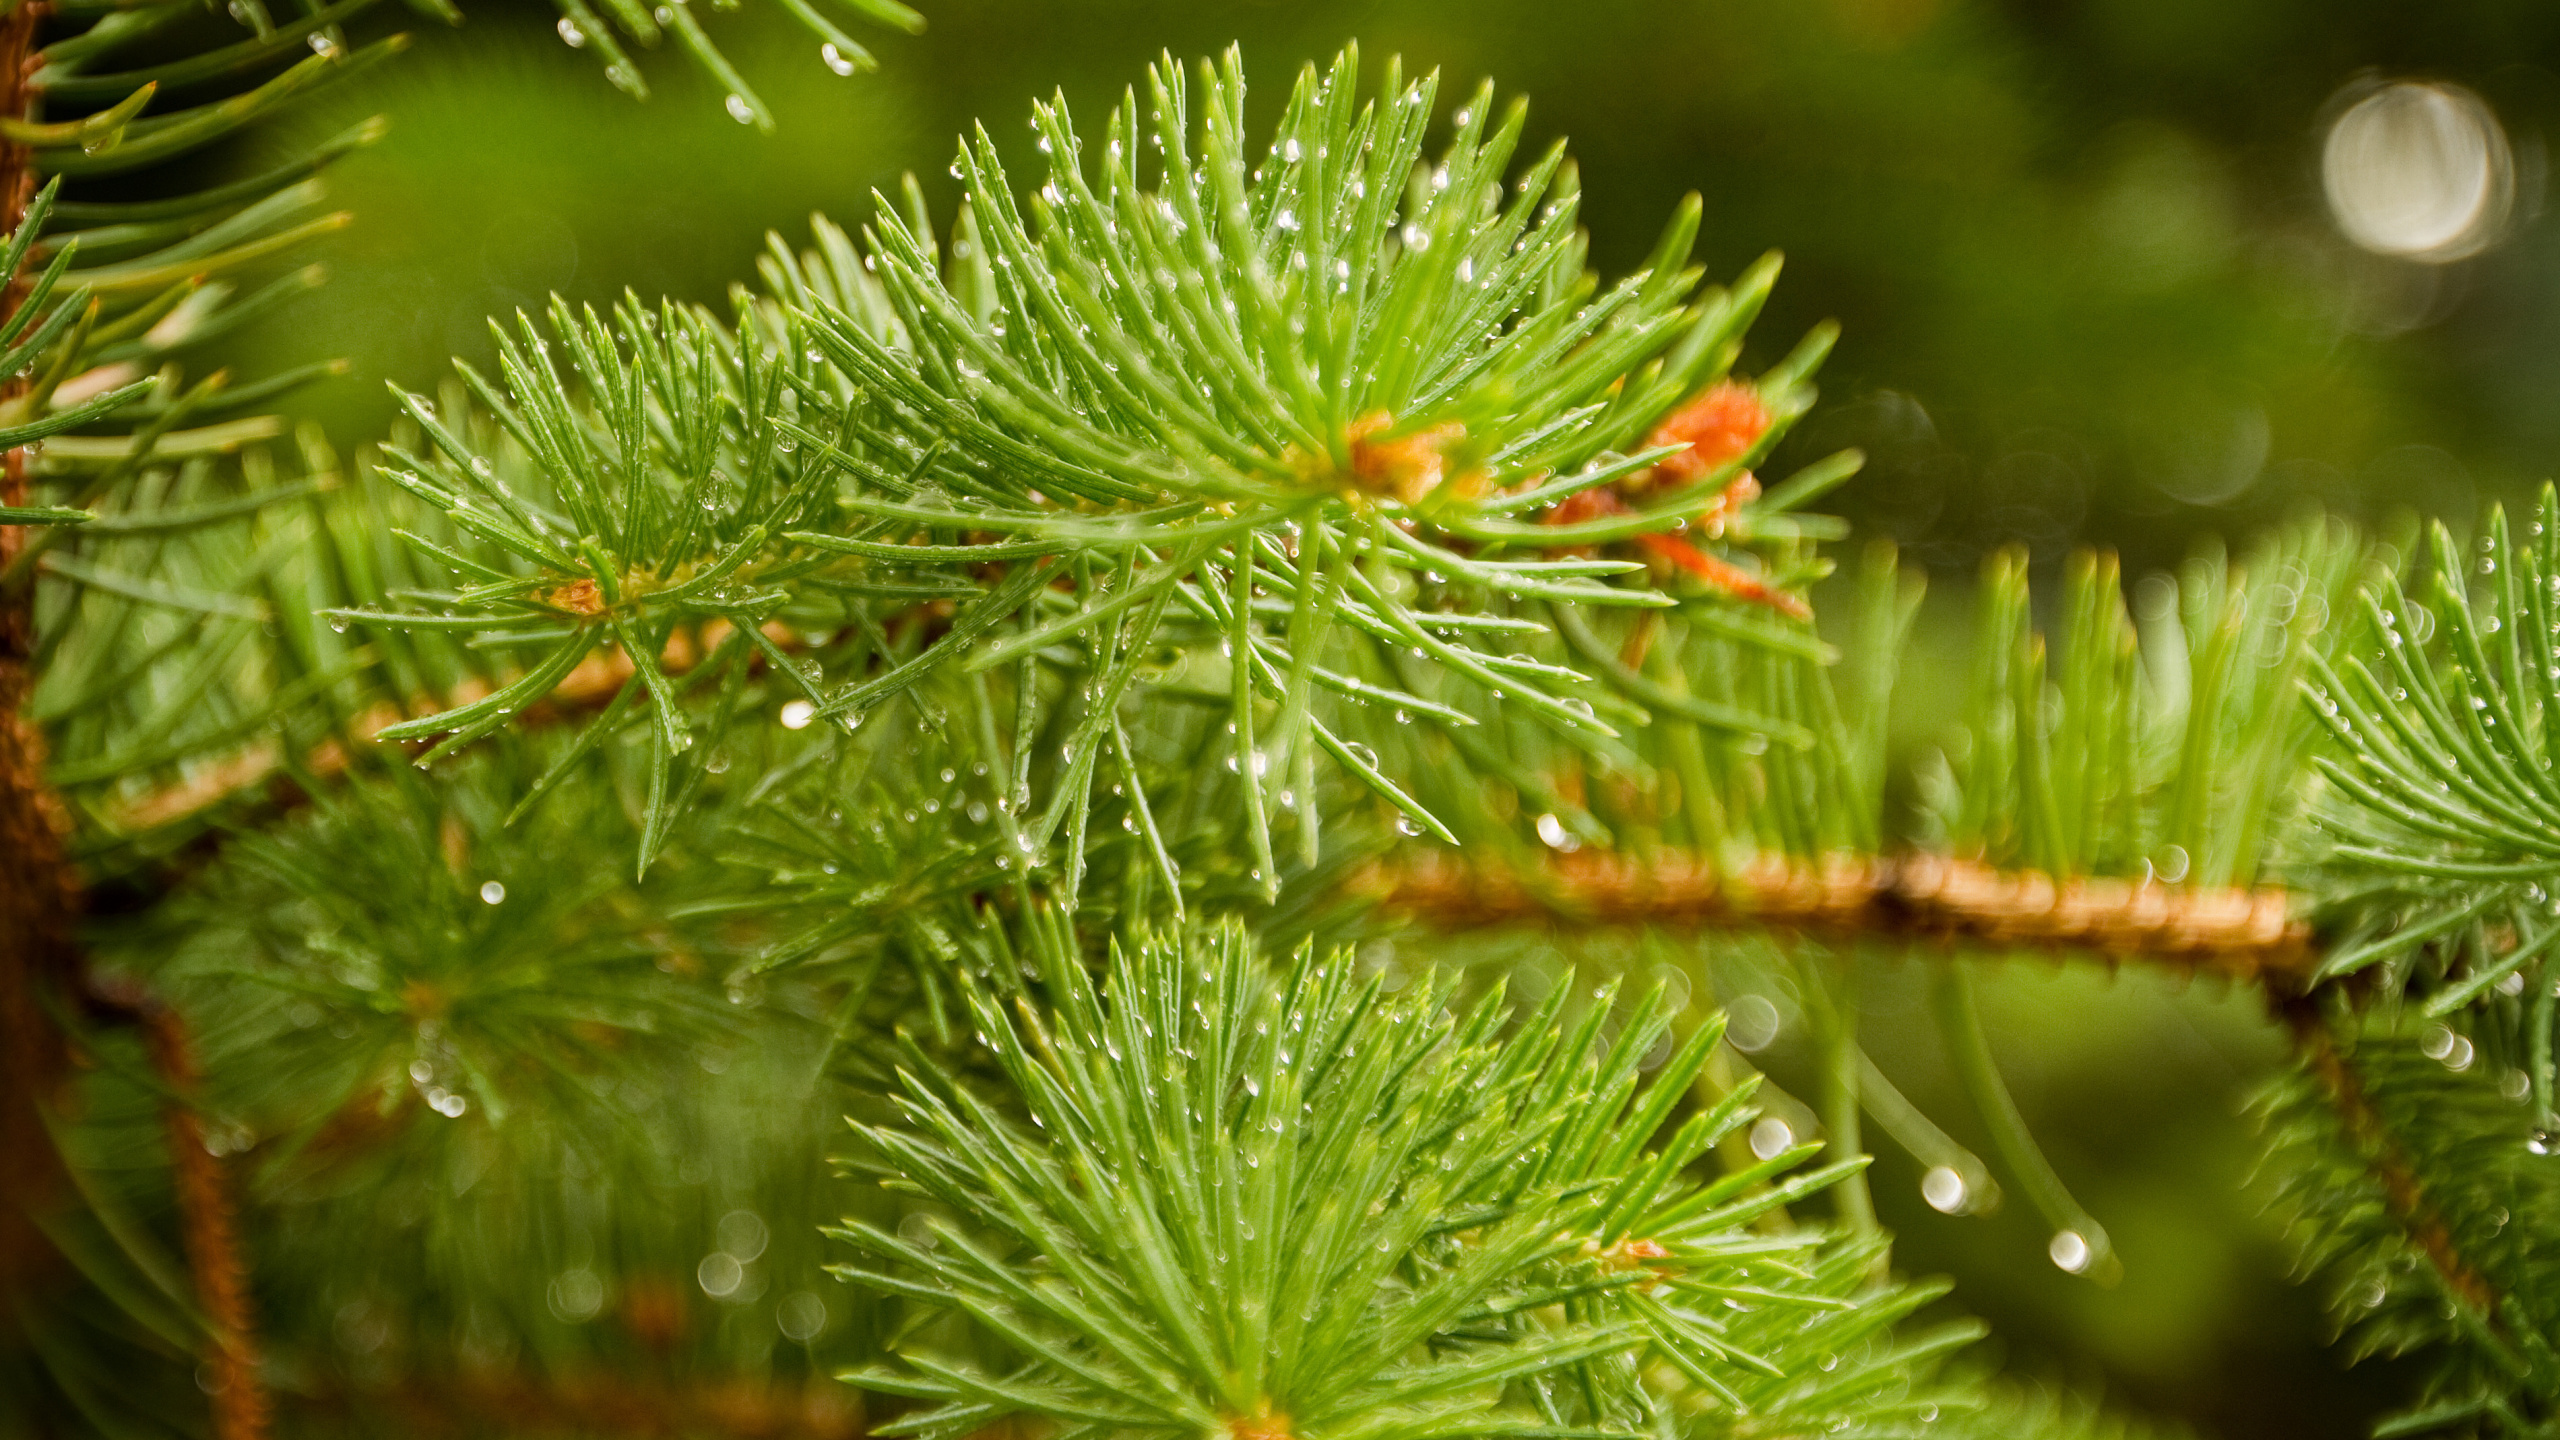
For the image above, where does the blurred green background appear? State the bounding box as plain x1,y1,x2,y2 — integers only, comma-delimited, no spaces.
196,0,2560,1431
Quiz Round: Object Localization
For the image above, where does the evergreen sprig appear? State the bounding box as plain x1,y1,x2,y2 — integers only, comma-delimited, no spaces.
2303,492,2560,1006
1930,520,2364,889
835,919,1982,1440
2256,1020,2560,1440
356,46,1852,892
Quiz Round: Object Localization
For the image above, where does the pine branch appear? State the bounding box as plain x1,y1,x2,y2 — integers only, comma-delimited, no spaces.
361,50,1847,890
836,918,1984,1439
2279,998,2497,1314
130,995,271,1440
98,613,826,832
2299,493,2560,1008
1356,849,2313,982
2251,1001,2560,1437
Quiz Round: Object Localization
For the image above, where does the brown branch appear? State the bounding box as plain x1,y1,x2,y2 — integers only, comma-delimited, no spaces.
2278,996,2500,1316
0,0,83,1335
304,1371,861,1440
134,1001,270,1440
1358,849,2315,983
103,618,805,832
1370,847,2512,1340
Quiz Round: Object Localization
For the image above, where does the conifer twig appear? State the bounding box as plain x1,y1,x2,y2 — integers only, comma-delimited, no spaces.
132,999,271,1440
2279,997,2499,1315
103,617,821,830
1360,849,2314,981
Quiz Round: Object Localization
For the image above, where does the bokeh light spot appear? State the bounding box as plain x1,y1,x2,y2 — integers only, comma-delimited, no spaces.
2322,81,2512,261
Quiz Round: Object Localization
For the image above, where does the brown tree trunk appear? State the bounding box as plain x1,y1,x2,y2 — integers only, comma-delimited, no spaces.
0,0,81,1328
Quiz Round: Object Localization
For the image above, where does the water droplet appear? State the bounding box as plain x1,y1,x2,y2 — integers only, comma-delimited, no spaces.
779,700,816,730
308,30,341,56
2048,1229,2094,1274
1534,812,1580,852
820,41,857,76
479,881,507,905
1921,1166,1970,1214
1748,1117,1794,1160
724,93,757,125
556,15,586,45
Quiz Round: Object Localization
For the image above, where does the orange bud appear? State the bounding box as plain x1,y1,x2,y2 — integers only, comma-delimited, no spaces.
541,577,607,617
1635,532,1810,619
1347,412,1472,505
1542,485,1630,530
1645,381,1770,487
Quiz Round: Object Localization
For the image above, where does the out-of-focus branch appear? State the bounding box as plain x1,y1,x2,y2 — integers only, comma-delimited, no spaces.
134,999,270,1440
310,1372,861,1440
103,619,809,831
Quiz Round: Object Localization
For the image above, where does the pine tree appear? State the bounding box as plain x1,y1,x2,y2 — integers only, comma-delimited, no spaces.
0,13,2546,1440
